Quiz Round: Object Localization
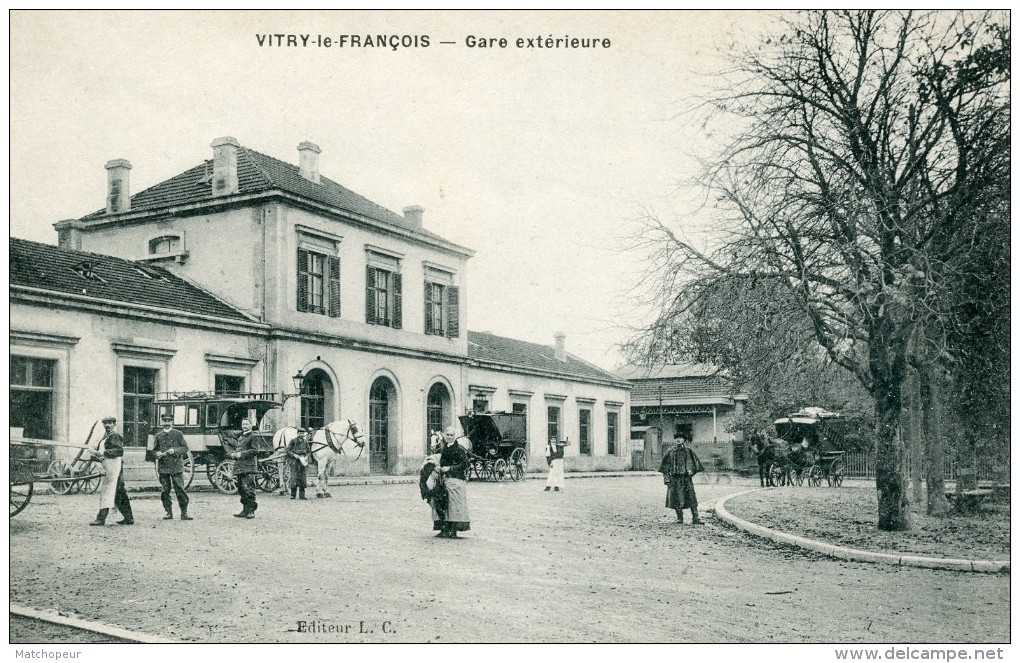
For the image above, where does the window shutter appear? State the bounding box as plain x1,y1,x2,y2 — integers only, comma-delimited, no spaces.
328,256,341,318
365,266,376,324
392,272,403,329
297,249,309,312
424,281,433,334
446,286,460,338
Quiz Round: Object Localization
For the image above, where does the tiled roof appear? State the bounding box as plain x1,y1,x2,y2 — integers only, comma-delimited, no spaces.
10,237,252,322
467,331,628,387
628,376,739,403
80,145,462,247
619,363,742,403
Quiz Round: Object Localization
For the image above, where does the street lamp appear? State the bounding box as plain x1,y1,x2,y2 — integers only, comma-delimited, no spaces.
281,370,306,404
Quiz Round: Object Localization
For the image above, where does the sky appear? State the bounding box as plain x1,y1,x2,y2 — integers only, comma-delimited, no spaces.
9,10,777,370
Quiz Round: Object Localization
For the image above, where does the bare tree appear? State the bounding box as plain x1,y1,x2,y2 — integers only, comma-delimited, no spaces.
631,11,1008,530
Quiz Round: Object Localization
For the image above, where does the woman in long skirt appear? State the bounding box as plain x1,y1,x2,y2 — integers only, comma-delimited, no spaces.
435,427,470,538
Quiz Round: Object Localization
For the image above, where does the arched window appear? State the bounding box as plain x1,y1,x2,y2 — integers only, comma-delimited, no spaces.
301,373,326,430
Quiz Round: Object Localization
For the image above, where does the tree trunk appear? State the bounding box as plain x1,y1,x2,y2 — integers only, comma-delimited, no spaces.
921,367,950,516
907,368,924,508
871,318,911,531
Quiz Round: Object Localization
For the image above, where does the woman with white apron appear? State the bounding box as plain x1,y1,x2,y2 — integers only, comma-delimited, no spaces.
89,416,134,526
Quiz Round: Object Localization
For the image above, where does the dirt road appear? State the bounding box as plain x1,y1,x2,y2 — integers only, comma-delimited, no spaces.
9,476,1009,643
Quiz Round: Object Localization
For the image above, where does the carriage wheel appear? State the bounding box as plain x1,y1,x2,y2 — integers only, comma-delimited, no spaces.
47,460,74,495
10,482,33,517
794,468,805,486
255,462,281,493
828,459,845,487
181,449,195,490
807,465,823,487
768,463,785,487
493,459,508,481
279,462,291,493
508,448,527,481
476,461,491,481
211,460,239,494
79,460,103,494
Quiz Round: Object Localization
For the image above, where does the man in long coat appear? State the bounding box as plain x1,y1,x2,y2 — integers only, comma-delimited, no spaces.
659,434,704,524
286,428,311,500
230,418,260,519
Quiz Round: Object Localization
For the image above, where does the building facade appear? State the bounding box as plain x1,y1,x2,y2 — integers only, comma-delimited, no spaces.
618,363,746,471
13,137,630,475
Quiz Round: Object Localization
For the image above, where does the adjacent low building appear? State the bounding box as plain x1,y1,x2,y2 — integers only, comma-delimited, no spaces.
618,363,747,471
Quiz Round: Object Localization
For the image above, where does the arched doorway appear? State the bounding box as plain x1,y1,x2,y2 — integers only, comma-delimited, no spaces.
300,369,335,430
426,382,453,452
369,377,397,474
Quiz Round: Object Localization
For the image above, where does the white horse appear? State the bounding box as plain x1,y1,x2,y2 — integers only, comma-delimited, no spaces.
272,420,365,498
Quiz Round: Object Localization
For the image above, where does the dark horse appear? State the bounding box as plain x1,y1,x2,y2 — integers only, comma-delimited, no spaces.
750,431,773,487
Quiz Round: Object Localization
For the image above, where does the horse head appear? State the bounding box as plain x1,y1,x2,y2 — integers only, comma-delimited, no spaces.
315,419,366,459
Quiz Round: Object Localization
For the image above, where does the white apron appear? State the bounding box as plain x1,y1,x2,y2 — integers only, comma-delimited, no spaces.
97,435,122,510
546,458,565,489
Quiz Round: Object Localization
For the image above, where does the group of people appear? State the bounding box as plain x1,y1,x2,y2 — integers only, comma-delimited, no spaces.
90,417,706,532
87,414,315,526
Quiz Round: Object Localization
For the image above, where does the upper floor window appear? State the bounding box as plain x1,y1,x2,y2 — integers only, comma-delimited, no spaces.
297,248,340,317
366,266,402,329
149,235,180,255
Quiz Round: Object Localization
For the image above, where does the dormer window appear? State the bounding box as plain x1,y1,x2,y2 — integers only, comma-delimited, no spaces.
141,231,189,264
149,235,180,255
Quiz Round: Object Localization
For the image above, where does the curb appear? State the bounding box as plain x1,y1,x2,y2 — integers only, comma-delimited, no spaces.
11,603,179,643
714,488,1010,574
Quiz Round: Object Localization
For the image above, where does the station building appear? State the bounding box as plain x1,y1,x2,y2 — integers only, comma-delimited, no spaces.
11,137,631,475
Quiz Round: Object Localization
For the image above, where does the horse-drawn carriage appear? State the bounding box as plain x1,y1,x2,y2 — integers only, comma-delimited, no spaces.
756,407,846,488
458,412,528,482
147,392,283,494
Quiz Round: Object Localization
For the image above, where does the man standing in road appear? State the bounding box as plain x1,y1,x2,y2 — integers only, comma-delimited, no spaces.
88,416,134,526
286,428,311,500
659,434,704,524
230,418,260,518
154,413,192,521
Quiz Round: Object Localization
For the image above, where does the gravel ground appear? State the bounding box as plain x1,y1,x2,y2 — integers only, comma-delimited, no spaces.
9,615,132,643
725,484,1010,560
9,476,1010,643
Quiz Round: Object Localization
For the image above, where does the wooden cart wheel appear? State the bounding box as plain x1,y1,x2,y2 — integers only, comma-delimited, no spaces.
10,482,33,517
807,465,823,487
279,462,291,494
211,459,239,494
255,461,281,493
509,448,527,481
794,468,805,486
79,460,103,494
47,460,74,495
181,449,195,490
493,459,508,481
828,459,845,487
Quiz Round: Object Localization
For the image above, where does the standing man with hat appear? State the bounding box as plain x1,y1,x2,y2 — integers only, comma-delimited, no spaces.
154,413,192,520
89,416,134,526
286,428,311,500
230,418,260,518
658,433,704,524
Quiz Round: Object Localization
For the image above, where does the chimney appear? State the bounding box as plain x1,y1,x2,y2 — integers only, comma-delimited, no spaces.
105,159,132,214
298,141,321,183
210,136,240,196
554,332,566,362
402,205,424,228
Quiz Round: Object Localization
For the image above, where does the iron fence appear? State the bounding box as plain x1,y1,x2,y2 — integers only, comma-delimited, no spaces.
842,451,1003,482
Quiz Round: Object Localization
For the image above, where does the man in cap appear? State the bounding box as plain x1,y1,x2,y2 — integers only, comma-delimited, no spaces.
88,416,134,526
658,433,704,524
286,428,311,500
229,418,260,518
153,412,192,520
